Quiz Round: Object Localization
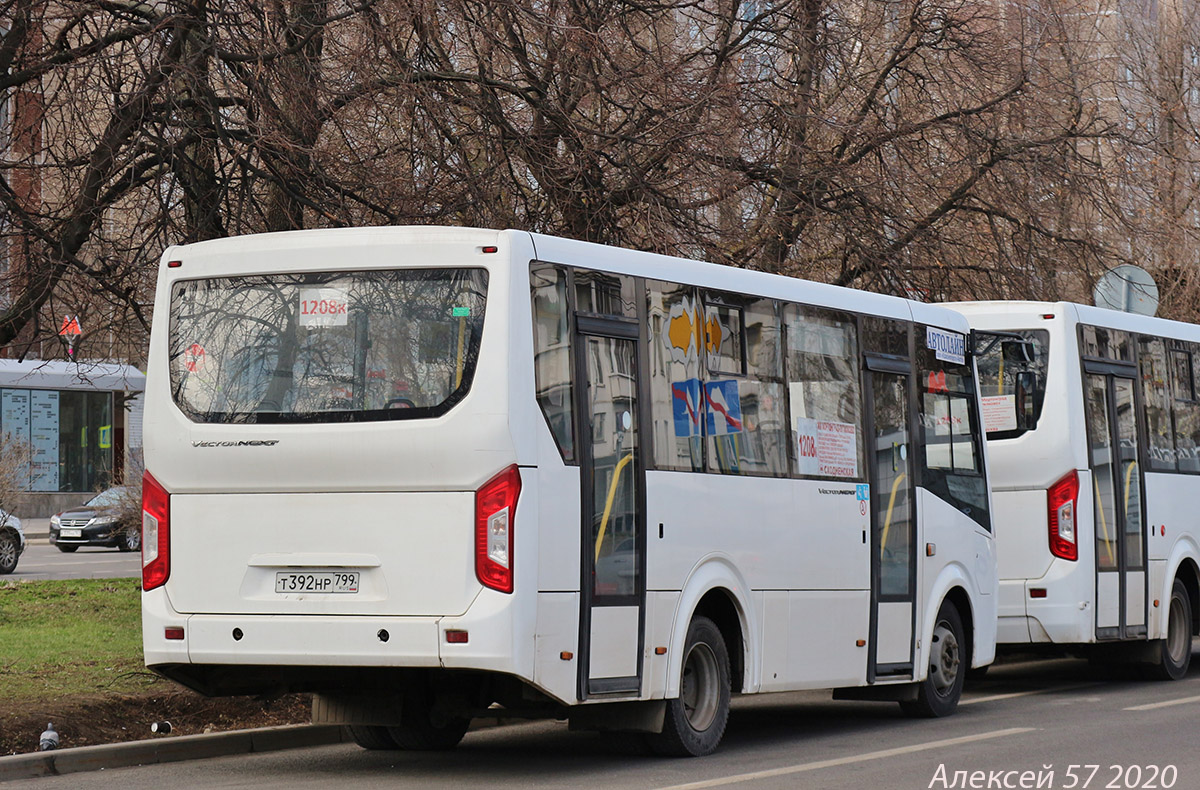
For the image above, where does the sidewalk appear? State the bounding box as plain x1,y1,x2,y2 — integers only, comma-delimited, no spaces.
18,516,51,545
0,725,348,782
21,517,50,540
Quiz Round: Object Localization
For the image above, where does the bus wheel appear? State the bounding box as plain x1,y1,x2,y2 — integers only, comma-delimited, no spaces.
901,601,965,718
387,689,470,751
346,724,400,750
647,615,731,757
1148,579,1192,681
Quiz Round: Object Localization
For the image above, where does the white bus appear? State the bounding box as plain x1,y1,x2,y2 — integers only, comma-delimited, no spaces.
141,227,996,756
952,301,1200,679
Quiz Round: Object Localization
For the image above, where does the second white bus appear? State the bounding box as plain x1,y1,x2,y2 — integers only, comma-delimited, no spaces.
953,300,1199,679
141,227,997,756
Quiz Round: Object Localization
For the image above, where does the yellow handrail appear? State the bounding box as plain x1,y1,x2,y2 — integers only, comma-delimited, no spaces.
1094,474,1116,567
1123,459,1137,510
454,316,466,389
595,452,635,563
880,471,907,560
1123,458,1139,535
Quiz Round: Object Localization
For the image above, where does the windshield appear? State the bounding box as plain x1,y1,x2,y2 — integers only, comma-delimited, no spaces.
975,329,1049,439
86,487,128,508
169,268,488,423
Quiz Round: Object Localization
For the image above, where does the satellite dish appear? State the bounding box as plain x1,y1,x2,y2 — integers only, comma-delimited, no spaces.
1093,264,1159,316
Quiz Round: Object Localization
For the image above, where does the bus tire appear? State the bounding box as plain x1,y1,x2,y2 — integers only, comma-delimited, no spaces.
387,689,470,751
901,601,965,718
347,724,400,750
1148,578,1192,681
647,615,730,757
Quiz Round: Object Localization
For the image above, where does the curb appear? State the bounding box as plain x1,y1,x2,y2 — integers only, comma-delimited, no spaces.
0,724,348,782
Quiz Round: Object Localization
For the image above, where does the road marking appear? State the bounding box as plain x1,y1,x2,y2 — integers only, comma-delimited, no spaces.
651,728,1036,790
960,682,1103,706
1124,694,1200,711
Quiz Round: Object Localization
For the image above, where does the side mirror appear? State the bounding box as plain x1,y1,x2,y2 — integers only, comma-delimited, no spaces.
1002,339,1035,364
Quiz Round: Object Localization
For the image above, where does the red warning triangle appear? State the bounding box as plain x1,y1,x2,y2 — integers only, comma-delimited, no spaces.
58,315,82,336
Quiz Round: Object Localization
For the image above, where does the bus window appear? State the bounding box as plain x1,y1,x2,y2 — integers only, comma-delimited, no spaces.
1139,336,1176,471
575,269,636,317
918,331,990,530
974,329,1048,439
647,280,704,472
1082,325,1133,362
531,264,575,462
704,296,787,476
1177,346,1200,472
861,316,909,358
783,305,864,480
169,268,487,423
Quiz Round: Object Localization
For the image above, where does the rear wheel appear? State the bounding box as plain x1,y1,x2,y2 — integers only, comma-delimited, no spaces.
901,601,965,718
0,531,17,574
386,686,470,751
646,615,731,757
1147,579,1192,681
56,545,78,553
346,725,400,750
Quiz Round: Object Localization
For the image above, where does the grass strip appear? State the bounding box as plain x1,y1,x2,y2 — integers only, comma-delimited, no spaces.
0,577,168,702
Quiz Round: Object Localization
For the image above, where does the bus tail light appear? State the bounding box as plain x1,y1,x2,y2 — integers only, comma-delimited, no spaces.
1048,470,1079,561
142,471,171,591
475,465,521,594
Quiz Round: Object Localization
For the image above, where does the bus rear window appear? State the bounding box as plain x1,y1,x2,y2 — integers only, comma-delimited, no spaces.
169,268,488,423
975,329,1049,439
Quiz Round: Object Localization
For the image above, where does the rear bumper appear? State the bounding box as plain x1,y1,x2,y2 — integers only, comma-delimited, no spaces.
997,559,1094,645
142,585,529,693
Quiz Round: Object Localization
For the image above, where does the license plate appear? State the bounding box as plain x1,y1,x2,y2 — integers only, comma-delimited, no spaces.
275,571,359,594
60,529,82,538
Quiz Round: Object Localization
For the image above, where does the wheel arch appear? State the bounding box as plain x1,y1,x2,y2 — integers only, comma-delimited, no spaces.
0,525,21,572
918,562,983,678
0,525,21,550
1171,557,1200,637
1162,537,1200,639
666,557,756,698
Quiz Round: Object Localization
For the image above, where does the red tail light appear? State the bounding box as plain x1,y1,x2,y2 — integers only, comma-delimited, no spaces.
1048,470,1079,561
142,471,171,591
476,465,521,593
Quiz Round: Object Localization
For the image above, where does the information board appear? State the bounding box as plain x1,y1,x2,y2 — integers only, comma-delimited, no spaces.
30,390,59,492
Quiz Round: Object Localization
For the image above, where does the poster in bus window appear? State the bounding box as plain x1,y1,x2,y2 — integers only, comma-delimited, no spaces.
671,378,702,438
298,288,350,328
794,416,858,478
980,394,1017,433
704,380,742,435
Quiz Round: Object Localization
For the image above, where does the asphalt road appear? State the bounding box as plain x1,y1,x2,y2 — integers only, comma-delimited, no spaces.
6,653,1200,790
9,541,141,580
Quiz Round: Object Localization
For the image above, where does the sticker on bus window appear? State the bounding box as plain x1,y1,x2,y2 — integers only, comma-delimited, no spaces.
926,327,965,365
704,380,743,435
298,288,349,327
981,394,1018,433
671,378,702,438
451,307,471,317
795,417,858,478
665,297,701,364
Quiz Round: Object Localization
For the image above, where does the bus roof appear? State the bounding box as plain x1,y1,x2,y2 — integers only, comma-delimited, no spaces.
951,300,1200,345
162,225,971,334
